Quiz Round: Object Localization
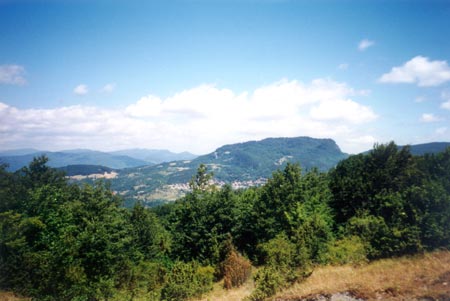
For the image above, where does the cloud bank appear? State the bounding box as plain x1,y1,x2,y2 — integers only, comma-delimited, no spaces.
0,79,378,154
379,56,450,87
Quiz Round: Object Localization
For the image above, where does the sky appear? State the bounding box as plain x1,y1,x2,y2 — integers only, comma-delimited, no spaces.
1,0,450,155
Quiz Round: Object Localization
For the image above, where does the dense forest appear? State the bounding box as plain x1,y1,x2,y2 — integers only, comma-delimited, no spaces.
1,142,449,301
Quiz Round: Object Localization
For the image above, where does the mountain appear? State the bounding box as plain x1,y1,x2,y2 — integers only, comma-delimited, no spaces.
109,149,197,164
108,137,349,206
58,164,116,176
0,150,149,171
0,148,41,156
407,142,450,156
362,142,450,156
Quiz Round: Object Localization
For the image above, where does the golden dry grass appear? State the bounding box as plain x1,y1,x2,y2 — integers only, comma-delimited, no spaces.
195,270,256,301
0,292,30,301
275,250,450,301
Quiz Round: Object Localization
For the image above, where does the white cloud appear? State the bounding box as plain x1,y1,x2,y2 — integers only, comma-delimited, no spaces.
101,83,116,93
441,91,450,110
0,64,26,85
126,95,163,117
358,39,375,51
0,79,378,154
310,99,377,124
379,56,450,87
420,113,441,123
436,127,447,135
441,100,450,110
73,84,88,95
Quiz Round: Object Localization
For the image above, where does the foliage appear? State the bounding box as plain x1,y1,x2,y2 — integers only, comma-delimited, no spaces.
329,143,450,258
246,266,284,301
322,236,368,265
1,143,450,300
160,261,214,301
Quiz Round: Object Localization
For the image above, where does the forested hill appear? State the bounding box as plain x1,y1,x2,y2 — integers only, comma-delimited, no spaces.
407,142,450,155
109,137,349,205
196,136,348,175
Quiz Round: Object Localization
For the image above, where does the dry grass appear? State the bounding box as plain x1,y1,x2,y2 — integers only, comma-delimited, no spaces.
195,269,256,301
275,250,450,301
0,292,30,301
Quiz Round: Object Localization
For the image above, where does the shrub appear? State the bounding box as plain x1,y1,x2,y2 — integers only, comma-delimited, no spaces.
246,266,284,301
323,236,368,265
160,261,214,301
259,233,296,267
223,249,252,289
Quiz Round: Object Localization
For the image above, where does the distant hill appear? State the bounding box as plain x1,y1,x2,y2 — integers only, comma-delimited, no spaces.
362,142,450,156
58,165,116,176
0,148,41,156
109,136,349,205
0,150,149,171
109,149,197,164
407,142,450,156
0,148,198,171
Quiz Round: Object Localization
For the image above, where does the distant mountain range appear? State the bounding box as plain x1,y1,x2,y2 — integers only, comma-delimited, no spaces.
2,138,449,207
0,149,197,171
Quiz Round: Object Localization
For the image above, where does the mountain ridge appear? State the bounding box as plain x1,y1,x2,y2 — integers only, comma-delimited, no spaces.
0,148,197,171
107,136,350,206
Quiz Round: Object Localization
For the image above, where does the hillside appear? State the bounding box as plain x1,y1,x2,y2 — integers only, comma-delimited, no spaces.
193,250,450,301
361,142,450,156
407,142,450,156
0,150,148,171
57,164,116,176
109,136,349,205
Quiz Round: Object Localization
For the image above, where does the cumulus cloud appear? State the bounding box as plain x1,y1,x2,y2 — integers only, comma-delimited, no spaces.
379,56,450,87
310,99,377,124
73,84,88,95
0,79,378,154
0,64,26,85
101,83,116,93
420,113,441,123
358,39,375,51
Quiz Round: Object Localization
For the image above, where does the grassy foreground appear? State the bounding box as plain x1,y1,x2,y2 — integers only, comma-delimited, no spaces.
196,250,450,301
1,250,449,301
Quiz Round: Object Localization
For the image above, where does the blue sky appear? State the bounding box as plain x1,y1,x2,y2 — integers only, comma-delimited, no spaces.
1,0,450,154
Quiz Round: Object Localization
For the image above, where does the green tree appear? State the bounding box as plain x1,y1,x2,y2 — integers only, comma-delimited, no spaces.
189,164,214,192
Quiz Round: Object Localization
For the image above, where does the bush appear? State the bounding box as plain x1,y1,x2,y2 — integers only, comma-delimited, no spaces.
222,249,252,289
246,266,284,301
160,261,214,301
323,236,368,265
259,233,296,267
